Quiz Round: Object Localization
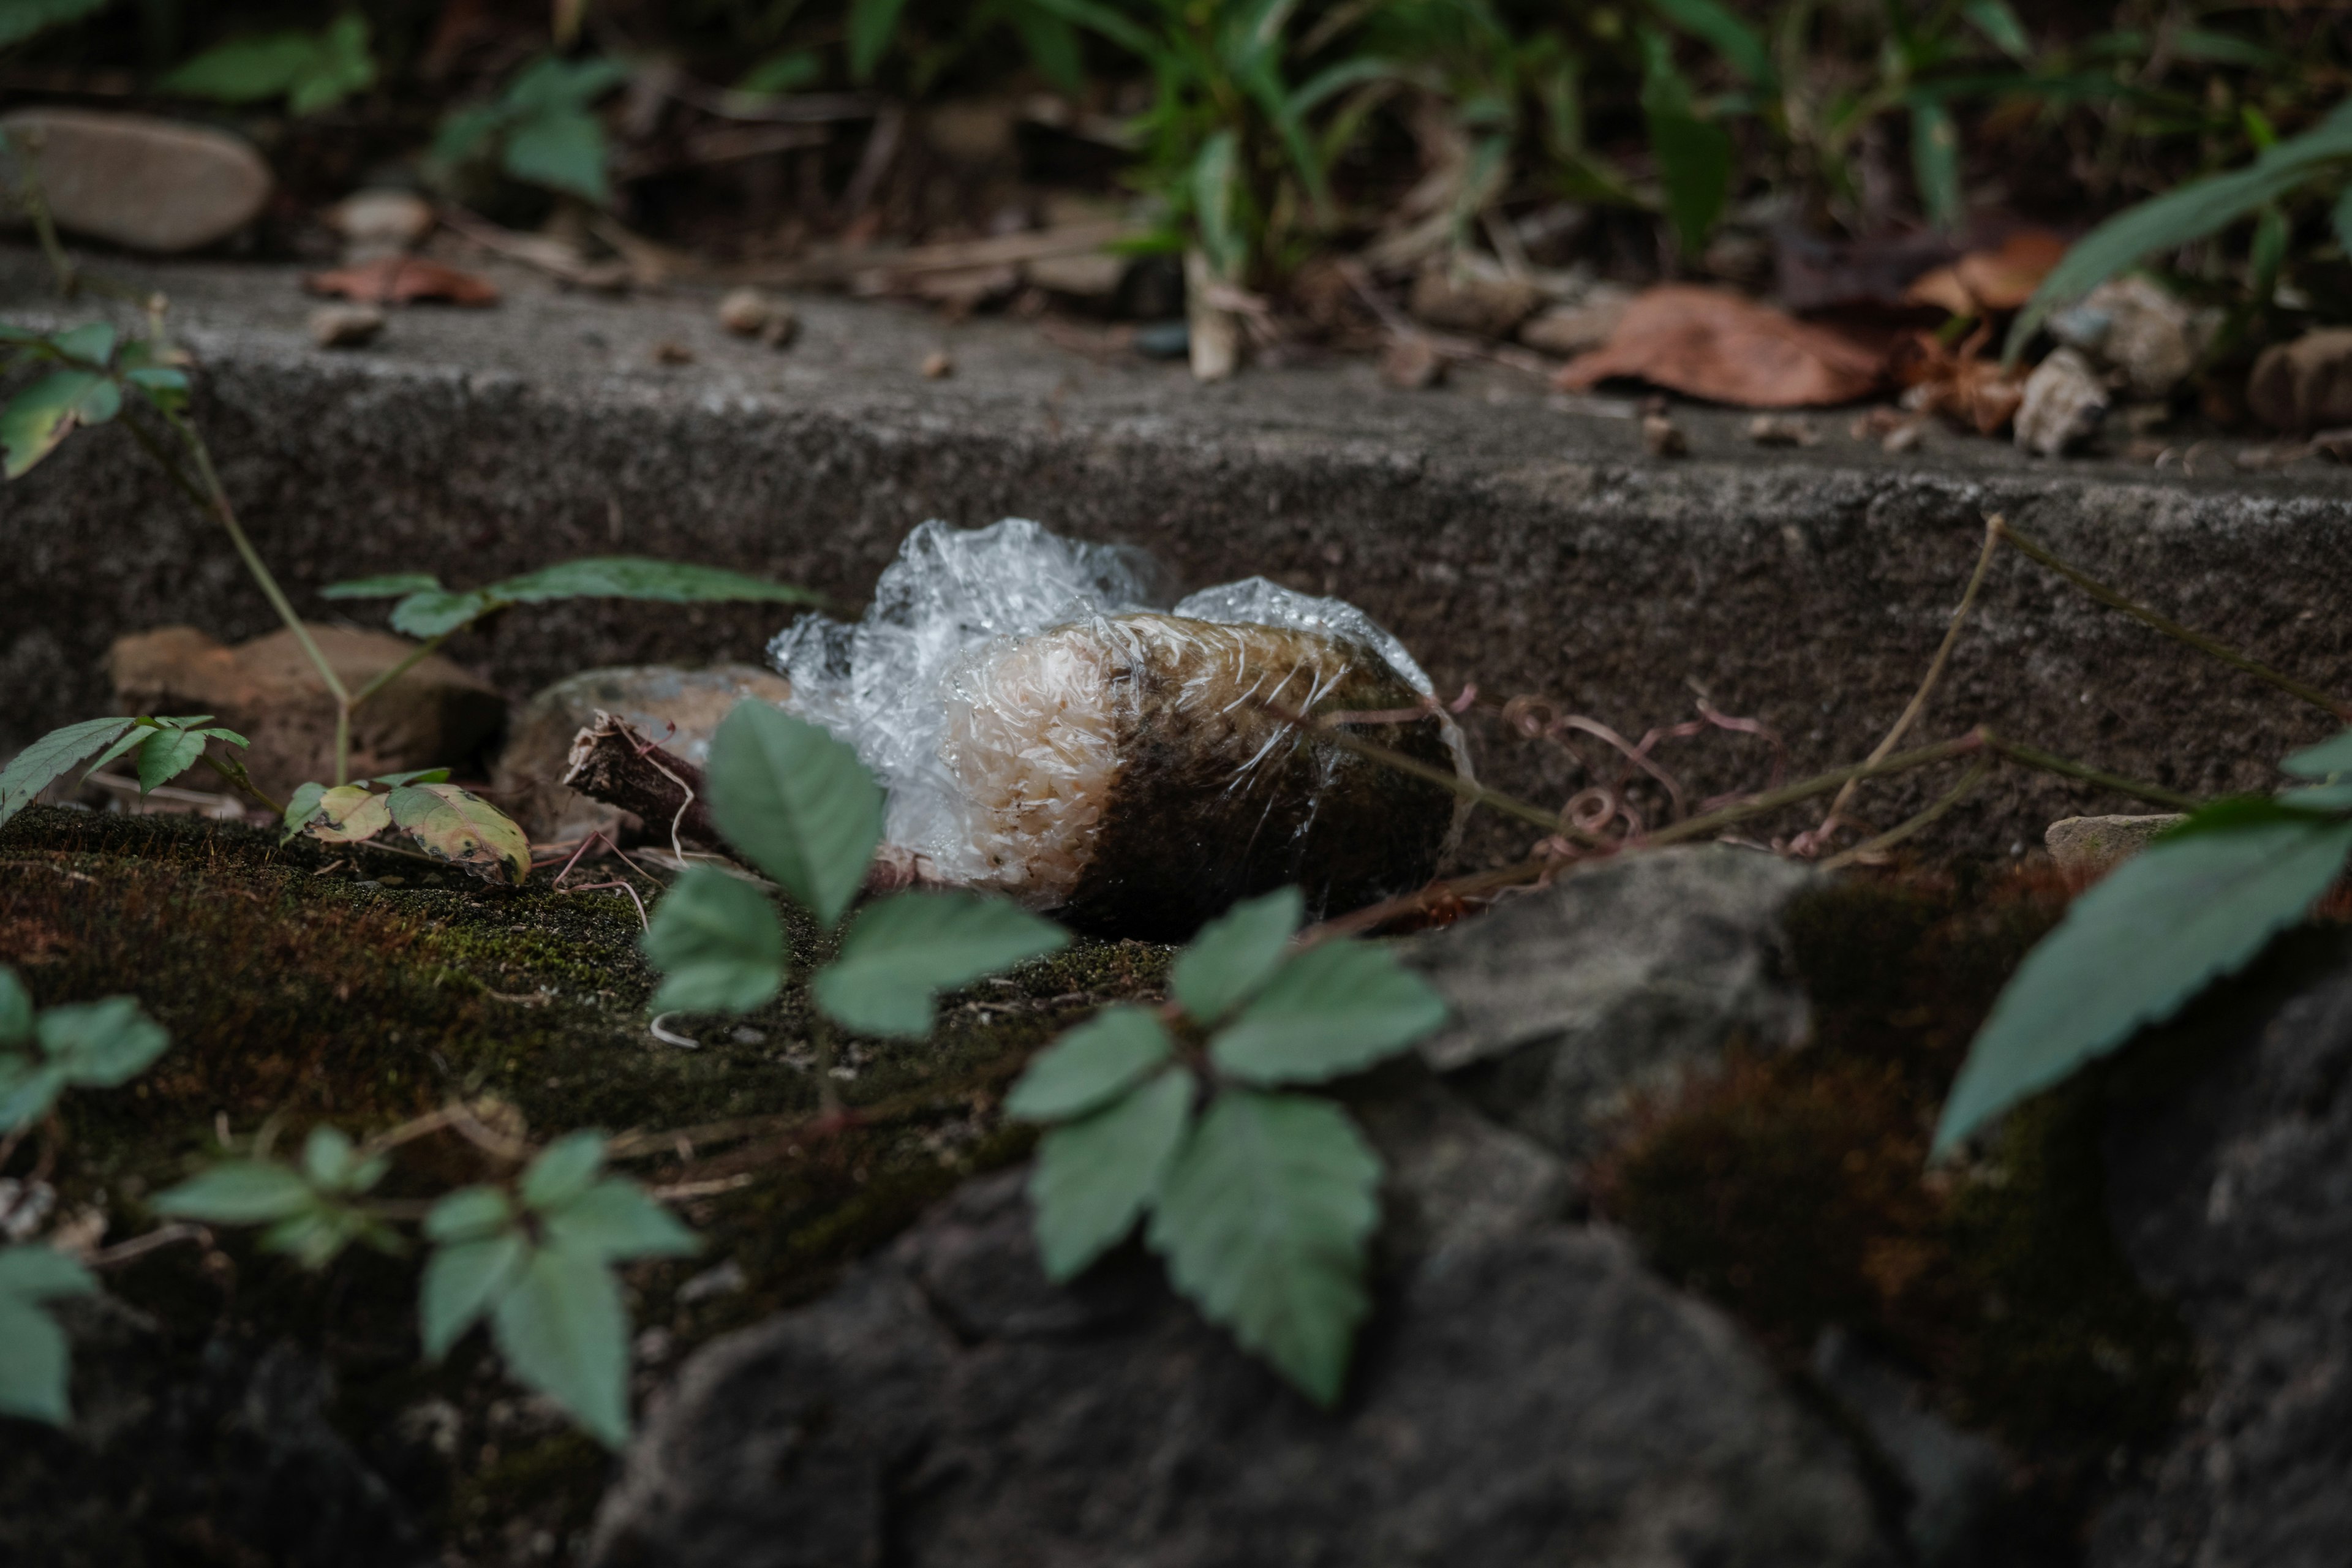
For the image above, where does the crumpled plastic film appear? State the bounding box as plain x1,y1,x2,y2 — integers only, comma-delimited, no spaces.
769,519,1468,938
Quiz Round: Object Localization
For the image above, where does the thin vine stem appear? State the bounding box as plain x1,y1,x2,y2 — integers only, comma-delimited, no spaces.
1820,756,1994,872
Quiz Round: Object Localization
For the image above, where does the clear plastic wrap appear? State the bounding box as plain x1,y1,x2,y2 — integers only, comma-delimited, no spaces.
769,519,1468,938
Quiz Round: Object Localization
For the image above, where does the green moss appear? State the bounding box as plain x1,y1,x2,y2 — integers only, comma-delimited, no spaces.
1597,864,2194,1496
0,804,1171,1559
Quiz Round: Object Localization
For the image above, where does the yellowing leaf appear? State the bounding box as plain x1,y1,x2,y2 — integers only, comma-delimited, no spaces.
387,783,532,884
306,784,393,843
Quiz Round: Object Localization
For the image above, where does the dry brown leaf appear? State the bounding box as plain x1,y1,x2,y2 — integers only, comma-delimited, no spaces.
302,256,500,307
1904,229,2067,317
1553,286,1890,408
1894,325,2027,435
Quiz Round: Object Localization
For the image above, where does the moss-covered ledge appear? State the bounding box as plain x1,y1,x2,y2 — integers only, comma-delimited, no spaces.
0,804,1170,1563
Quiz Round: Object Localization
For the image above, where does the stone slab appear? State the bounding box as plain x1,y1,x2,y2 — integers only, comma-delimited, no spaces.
6,246,2350,856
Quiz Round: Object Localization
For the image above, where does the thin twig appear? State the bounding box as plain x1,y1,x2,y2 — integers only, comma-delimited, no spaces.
1984,734,2199,810
1820,757,1994,872
1997,519,2351,723
86,1223,210,1270
1807,514,2003,849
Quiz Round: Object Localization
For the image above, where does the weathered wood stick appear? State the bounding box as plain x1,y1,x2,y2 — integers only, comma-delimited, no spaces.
561,711,719,848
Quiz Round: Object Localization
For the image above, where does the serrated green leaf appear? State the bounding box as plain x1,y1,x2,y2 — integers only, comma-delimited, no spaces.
386,783,532,885
1147,1089,1381,1406
388,588,498,639
1210,941,1447,1087
1,717,137,827
2,370,112,478
2282,728,2352,781
154,1160,315,1224
491,1245,631,1447
0,968,29,1048
0,1059,66,1132
1006,1006,1174,1122
1170,887,1302,1025
322,573,443,600
421,1232,527,1358
305,784,392,843
1932,807,2352,1156
0,1245,97,1427
846,0,911,81
705,702,883,929
543,1180,699,1262
36,996,168,1086
504,107,610,204
487,557,823,606
48,322,115,367
641,865,786,1016
279,781,328,843
1030,1066,1194,1281
77,724,150,783
134,726,207,793
521,1131,607,1213
425,1185,516,1243
813,891,1068,1038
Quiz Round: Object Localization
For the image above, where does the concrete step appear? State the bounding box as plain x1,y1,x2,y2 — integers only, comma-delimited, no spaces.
6,244,2349,858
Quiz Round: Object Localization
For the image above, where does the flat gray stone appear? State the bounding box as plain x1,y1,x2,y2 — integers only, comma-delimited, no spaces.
2045,813,2185,880
587,1167,1896,1568
8,247,2352,856
1405,845,1815,1161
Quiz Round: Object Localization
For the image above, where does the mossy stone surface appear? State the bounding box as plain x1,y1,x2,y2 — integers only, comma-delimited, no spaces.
0,804,1169,1565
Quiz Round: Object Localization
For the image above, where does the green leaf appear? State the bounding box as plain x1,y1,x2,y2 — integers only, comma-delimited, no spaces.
1910,99,1962,232
425,1185,516,1243
2,370,116,478
1030,1066,1194,1281
543,1180,699,1262
846,0,911,81
1210,940,1447,1087
0,1245,97,1426
521,1131,608,1213
279,781,328,843
504,107,610,204
421,1232,527,1359
372,768,449,786
161,31,316,102
490,1245,631,1447
36,996,168,1085
812,891,1068,1038
386,783,532,885
300,1125,384,1192
1146,1089,1381,1406
1169,887,1302,1025
2283,728,2352,781
124,364,189,413
389,588,499,639
0,0,109,49
432,102,507,168
1960,0,2030,56
487,557,825,607
0,717,137,827
1006,1005,1174,1122
1649,0,1775,86
1009,3,1085,96
260,1201,384,1269
49,323,115,366
2008,103,2352,360
1932,806,2352,1156
1190,130,1245,283
322,573,443,599
133,726,206,793
503,55,628,113
1640,34,1732,255
0,1058,66,1131
0,968,29,1048
154,1160,315,1224
305,783,392,844
642,866,786,1016
289,14,376,115
736,50,823,96
705,703,883,929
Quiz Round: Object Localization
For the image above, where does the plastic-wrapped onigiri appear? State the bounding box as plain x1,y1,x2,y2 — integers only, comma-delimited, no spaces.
769,519,1466,939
